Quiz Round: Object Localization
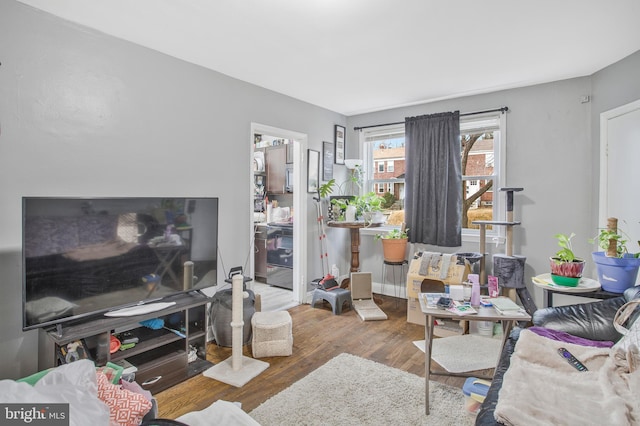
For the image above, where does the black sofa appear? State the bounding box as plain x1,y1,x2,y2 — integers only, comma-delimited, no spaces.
476,286,640,425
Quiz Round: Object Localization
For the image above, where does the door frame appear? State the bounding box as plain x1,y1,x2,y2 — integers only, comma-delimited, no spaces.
250,123,308,304
599,98,640,250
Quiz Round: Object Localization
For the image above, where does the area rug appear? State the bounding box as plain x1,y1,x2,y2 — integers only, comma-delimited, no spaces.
413,334,502,373
249,353,474,426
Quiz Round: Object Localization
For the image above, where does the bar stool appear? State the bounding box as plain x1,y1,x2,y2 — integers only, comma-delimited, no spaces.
381,259,408,305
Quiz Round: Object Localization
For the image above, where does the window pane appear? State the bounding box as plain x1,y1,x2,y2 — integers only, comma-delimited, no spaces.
461,132,494,177
367,135,406,221
461,130,496,231
464,178,494,230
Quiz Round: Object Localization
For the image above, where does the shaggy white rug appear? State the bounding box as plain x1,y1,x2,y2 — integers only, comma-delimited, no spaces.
249,353,474,426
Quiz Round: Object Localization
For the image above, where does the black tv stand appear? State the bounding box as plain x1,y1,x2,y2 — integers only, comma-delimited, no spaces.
38,292,212,394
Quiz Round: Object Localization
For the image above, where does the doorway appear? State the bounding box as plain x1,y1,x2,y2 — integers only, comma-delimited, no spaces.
250,123,309,309
599,99,640,268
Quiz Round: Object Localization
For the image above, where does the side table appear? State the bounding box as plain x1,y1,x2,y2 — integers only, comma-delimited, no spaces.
326,221,381,287
418,295,530,415
531,273,617,307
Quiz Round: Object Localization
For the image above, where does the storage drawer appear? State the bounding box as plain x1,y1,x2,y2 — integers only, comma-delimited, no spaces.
135,350,187,394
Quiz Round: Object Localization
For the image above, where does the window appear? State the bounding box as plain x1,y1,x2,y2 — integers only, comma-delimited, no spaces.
361,126,406,216
359,112,505,241
460,113,505,239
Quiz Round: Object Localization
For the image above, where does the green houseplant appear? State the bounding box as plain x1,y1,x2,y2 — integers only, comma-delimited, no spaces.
353,192,383,221
329,191,383,223
590,218,640,293
375,227,409,262
549,233,585,287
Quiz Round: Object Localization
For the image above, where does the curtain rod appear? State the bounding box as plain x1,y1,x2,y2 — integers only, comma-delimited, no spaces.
353,106,509,131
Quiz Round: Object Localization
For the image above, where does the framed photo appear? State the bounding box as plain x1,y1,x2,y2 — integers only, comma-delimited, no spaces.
334,125,345,165
322,141,334,181
307,149,320,193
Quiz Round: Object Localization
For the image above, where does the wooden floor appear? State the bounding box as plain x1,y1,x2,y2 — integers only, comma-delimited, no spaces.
155,294,492,419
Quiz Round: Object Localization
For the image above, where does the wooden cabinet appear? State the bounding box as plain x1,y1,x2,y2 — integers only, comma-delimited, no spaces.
38,292,211,394
266,145,287,194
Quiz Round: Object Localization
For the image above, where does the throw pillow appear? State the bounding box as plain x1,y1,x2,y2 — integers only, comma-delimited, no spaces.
96,372,152,426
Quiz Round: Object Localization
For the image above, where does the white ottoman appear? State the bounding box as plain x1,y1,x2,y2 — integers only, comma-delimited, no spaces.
251,311,293,358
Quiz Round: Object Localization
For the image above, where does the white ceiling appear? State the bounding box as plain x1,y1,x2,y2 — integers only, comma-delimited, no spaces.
16,0,640,116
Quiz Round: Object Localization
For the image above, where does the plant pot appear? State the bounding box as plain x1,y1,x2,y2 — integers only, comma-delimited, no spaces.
381,238,408,262
549,257,585,277
549,257,585,287
592,252,640,293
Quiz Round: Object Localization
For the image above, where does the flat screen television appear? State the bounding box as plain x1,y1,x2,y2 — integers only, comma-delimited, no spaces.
22,197,218,330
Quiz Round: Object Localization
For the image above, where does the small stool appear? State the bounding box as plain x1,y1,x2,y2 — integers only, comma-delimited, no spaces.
251,311,293,358
311,288,352,315
381,260,408,304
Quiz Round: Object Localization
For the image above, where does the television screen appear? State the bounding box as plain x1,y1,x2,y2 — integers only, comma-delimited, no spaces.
22,197,218,330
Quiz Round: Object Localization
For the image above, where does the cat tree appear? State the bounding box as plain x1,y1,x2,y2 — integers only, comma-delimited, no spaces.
472,187,536,314
203,273,269,387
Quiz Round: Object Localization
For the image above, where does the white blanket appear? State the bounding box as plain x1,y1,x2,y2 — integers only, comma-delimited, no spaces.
495,329,640,426
177,400,260,426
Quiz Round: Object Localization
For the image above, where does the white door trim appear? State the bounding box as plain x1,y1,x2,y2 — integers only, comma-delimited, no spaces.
599,98,640,227
250,123,308,304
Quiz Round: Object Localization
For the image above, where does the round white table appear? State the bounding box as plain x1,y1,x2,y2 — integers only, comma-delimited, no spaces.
531,273,622,307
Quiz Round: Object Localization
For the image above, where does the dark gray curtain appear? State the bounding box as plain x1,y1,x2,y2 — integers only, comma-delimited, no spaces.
405,111,461,246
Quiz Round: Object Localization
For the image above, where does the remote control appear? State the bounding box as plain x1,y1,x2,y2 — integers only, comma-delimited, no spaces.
557,347,588,371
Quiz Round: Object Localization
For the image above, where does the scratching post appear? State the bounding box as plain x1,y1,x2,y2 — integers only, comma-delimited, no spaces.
203,274,269,387
231,272,243,370
183,261,194,291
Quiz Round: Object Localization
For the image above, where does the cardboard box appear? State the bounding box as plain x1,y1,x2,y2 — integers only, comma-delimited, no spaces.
407,297,424,326
406,255,469,298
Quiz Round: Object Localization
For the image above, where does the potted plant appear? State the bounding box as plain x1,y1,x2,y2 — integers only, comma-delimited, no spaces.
353,191,384,222
328,191,384,223
549,233,585,287
590,217,640,293
375,226,409,262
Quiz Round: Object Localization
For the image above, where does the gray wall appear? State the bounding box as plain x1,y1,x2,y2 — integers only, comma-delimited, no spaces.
0,1,344,379
347,49,640,307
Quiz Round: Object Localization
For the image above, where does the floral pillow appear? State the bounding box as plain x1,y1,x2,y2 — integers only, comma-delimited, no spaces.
96,372,152,426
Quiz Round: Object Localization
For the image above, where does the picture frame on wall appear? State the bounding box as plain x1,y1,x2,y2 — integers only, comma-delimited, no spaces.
322,141,334,181
334,125,345,165
307,149,320,193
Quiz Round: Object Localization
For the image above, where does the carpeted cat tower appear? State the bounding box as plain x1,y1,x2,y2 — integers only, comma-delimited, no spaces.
204,274,269,387
473,188,536,315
